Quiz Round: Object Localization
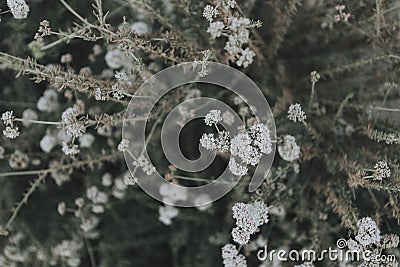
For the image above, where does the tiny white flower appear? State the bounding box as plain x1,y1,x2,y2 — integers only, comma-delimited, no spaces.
207,21,225,39
278,135,300,161
203,5,219,22
118,139,129,151
373,161,391,181
7,0,29,19
205,109,222,126
57,202,66,215
287,103,306,123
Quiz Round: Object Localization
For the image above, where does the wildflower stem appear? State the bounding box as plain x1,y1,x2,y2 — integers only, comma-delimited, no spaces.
14,118,62,125
4,173,46,231
372,107,400,112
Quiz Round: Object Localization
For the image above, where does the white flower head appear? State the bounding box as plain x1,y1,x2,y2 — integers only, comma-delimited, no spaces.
61,142,80,156
205,109,222,126
3,126,20,139
287,103,306,123
373,161,391,181
200,133,217,150
158,205,179,225
236,48,255,68
21,109,38,127
278,135,300,161
118,139,130,152
231,202,269,245
355,217,381,246
57,202,66,215
203,5,219,22
1,111,14,125
130,21,150,36
250,123,273,154
207,21,225,39
221,244,247,267
7,0,29,19
228,157,248,176
40,135,57,153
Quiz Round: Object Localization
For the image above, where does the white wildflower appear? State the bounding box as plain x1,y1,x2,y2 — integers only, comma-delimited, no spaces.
40,135,57,153
94,88,106,101
287,103,306,123
216,131,230,152
130,21,150,36
236,48,255,68
115,71,128,81
278,135,300,161
7,0,29,19
92,205,104,214
112,178,127,199
123,172,137,185
159,183,188,204
379,234,399,249
194,194,212,211
118,139,129,151
132,155,156,175
230,133,261,166
61,142,80,156
228,157,248,176
62,107,86,138
1,111,14,125
373,161,391,181
37,89,59,112
249,123,273,154
57,202,66,215
310,71,320,83
200,133,217,150
207,21,225,39
221,244,247,267
101,173,113,187
158,205,179,225
205,109,222,126
231,202,269,244
222,111,235,126
203,5,219,22
79,133,94,148
226,0,236,8
21,108,38,127
112,84,125,100
355,217,381,246
105,49,128,69
3,126,20,139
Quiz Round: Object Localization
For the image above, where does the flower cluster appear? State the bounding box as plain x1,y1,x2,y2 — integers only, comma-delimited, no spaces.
287,103,306,123
6,0,29,19
355,217,381,246
221,244,247,267
1,111,20,139
34,20,51,40
310,71,320,83
373,160,391,181
231,202,269,245
158,205,179,225
192,50,213,77
132,155,156,175
346,217,399,265
278,135,300,162
203,1,261,67
334,5,350,22
200,110,273,176
61,107,86,138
